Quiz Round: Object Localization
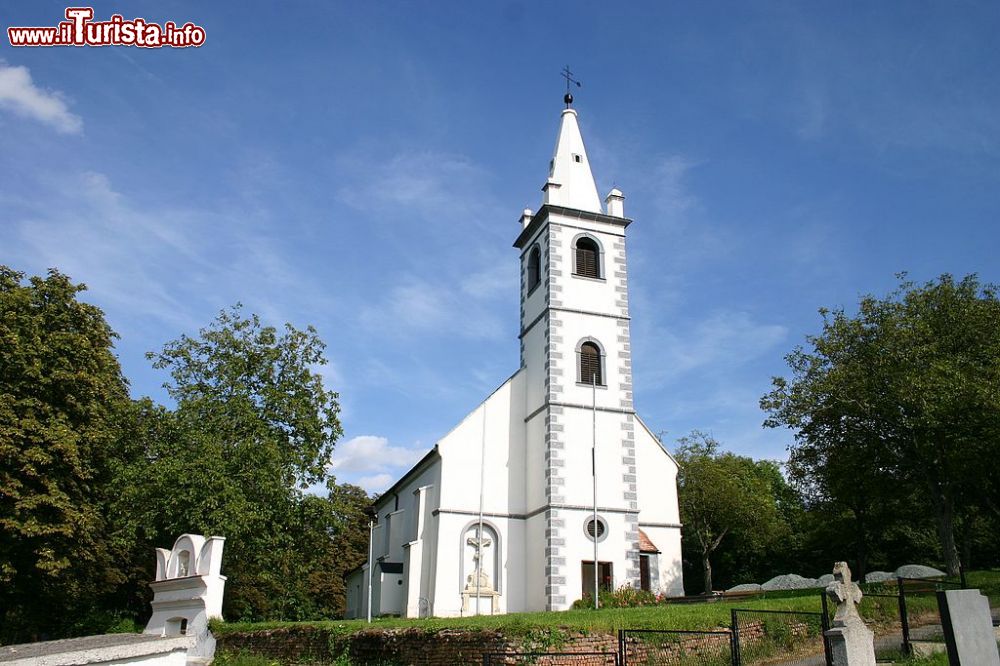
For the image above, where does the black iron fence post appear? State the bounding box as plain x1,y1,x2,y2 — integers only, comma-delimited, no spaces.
821,592,833,666
730,608,741,666
897,576,911,656
618,629,625,666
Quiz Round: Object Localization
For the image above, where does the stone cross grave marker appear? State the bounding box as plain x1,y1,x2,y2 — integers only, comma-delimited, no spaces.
825,561,876,666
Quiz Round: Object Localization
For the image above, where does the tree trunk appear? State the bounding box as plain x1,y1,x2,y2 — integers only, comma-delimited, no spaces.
851,505,868,582
961,530,972,573
702,551,713,595
855,538,868,583
932,491,961,577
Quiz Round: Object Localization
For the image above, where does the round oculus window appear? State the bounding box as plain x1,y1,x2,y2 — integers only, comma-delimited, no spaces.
585,517,608,542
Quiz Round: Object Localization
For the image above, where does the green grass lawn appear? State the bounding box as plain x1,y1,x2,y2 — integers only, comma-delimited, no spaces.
212,570,999,640
213,590,863,638
962,570,1000,604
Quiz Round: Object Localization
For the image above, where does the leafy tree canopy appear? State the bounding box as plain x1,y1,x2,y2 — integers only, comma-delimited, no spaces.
675,431,783,594
762,273,1000,576
0,267,129,641
111,305,348,620
147,305,342,487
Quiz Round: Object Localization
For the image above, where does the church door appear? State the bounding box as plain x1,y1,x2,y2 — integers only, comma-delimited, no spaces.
581,561,613,600
639,554,651,591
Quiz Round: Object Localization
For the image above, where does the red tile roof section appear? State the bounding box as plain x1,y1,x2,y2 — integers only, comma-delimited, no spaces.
638,529,660,553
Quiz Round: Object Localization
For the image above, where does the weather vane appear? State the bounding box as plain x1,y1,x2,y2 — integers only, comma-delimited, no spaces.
561,65,581,107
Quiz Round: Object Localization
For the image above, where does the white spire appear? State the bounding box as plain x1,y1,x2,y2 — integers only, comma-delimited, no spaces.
542,108,602,214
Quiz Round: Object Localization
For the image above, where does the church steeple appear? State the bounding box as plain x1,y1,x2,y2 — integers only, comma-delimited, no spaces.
542,108,602,214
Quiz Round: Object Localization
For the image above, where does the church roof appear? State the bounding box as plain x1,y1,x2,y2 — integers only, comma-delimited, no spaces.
371,445,440,510
638,529,660,554
542,108,602,213
513,204,630,249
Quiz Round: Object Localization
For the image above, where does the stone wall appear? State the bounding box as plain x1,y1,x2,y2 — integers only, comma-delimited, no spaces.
216,627,619,665
216,620,810,665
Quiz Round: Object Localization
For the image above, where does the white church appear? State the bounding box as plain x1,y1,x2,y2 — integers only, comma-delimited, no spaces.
345,96,684,618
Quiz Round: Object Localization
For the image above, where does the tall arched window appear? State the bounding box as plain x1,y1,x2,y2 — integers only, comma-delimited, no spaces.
574,236,601,279
579,342,603,385
527,246,541,292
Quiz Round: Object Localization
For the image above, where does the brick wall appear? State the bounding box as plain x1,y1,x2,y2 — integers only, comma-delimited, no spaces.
216,620,808,665
216,627,619,665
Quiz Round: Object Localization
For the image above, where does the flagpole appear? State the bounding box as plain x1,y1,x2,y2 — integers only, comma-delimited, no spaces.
366,518,374,623
476,403,487,615
592,375,599,610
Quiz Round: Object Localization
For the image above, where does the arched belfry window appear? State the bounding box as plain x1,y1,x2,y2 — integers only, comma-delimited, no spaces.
527,245,541,293
574,236,601,279
579,341,603,386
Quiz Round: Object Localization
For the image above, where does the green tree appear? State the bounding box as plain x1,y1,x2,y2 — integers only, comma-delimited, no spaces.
148,305,341,487
0,267,129,642
762,274,1000,576
110,305,346,620
675,432,782,594
299,482,372,617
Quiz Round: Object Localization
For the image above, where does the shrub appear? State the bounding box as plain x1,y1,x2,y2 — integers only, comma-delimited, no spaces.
571,585,660,609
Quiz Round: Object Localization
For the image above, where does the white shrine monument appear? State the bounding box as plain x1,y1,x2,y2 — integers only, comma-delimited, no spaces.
345,94,684,618
0,534,225,666
145,534,227,663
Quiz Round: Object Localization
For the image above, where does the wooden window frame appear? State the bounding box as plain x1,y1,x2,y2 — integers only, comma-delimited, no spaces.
573,236,602,279
578,341,604,387
526,245,541,295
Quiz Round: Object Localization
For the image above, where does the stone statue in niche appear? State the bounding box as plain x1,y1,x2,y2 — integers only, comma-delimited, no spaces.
465,530,494,592
461,525,500,613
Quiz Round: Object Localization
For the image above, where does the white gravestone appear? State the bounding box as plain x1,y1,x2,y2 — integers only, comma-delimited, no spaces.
144,534,226,664
938,588,1000,665
824,562,876,666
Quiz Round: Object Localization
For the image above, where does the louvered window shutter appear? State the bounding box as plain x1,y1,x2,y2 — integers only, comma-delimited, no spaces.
575,239,600,278
527,247,541,290
580,343,602,385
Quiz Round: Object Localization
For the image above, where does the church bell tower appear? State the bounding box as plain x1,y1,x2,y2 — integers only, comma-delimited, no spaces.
514,95,641,611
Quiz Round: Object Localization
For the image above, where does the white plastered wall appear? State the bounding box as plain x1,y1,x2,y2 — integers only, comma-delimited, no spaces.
635,419,684,596
431,372,528,616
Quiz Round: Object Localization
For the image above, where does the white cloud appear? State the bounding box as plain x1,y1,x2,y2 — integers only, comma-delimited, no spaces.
634,310,788,391
337,150,494,225
0,62,82,134
7,167,344,393
331,435,429,494
357,473,395,494
461,263,515,300
14,170,203,329
649,155,700,223
359,276,506,341
330,434,426,474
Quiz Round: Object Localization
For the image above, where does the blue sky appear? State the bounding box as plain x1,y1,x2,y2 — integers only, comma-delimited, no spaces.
3,2,999,494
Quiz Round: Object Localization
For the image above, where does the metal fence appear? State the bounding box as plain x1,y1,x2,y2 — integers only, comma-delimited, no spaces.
730,608,829,666
484,576,965,666
895,577,963,654
483,652,620,666
619,629,733,666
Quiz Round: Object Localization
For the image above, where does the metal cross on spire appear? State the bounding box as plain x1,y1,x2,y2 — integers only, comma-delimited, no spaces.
561,65,581,107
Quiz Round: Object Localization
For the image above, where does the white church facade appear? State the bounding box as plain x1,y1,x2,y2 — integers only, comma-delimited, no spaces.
345,98,684,618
